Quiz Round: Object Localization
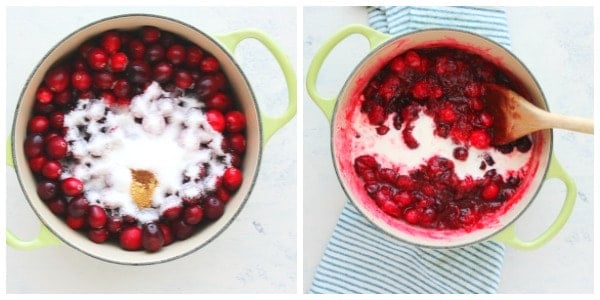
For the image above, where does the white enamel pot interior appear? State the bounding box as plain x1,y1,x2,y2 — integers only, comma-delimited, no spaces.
331,29,551,248
11,14,262,264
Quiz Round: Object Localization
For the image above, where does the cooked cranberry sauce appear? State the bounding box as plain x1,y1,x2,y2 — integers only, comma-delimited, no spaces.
354,47,532,230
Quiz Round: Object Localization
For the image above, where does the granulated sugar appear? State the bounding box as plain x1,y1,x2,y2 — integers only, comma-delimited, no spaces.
61,82,231,224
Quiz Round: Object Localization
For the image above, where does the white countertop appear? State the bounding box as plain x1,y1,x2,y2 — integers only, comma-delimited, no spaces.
303,6,593,293
5,7,297,293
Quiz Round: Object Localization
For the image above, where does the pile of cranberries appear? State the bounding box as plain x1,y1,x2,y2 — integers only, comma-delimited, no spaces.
355,47,533,230
24,26,247,252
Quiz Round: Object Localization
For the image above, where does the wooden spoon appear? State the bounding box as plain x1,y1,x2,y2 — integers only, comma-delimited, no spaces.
482,83,594,145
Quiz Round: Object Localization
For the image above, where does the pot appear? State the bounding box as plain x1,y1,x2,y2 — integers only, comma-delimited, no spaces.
7,14,296,264
306,25,576,249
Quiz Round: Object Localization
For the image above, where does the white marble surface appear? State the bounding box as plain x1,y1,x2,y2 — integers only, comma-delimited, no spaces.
303,6,593,293
5,7,297,293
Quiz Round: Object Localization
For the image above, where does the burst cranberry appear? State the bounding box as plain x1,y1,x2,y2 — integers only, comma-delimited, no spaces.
166,44,186,65
36,180,57,201
127,60,152,84
470,97,484,111
206,109,226,132
67,196,89,218
204,196,225,220
390,56,406,74
404,209,420,224
171,219,194,240
88,228,109,243
481,182,500,200
120,226,143,251
184,205,204,225
159,223,173,246
28,156,47,173
223,167,243,191
378,75,401,101
101,30,121,54
41,160,62,179
368,105,386,125
46,136,68,159
36,86,54,104
141,26,161,44
225,111,246,133
153,61,173,83
393,191,413,207
28,116,49,133
469,130,491,150
381,200,401,218
206,93,231,111
162,205,183,221
44,67,70,93
439,106,456,123
87,48,109,70
186,45,204,66
61,177,83,196
109,52,129,72
464,82,484,98
174,70,194,89
453,147,469,161
404,50,422,68
47,197,67,216
200,56,219,73
411,80,429,99
66,215,86,230
141,222,165,252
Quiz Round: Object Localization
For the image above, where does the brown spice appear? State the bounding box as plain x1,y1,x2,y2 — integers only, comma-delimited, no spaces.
130,169,157,209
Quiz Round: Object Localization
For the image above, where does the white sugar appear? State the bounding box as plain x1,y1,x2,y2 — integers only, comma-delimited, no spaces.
62,82,232,224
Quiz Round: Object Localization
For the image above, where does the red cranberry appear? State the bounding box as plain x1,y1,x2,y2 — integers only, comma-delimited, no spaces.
36,86,54,104
162,205,183,221
404,208,420,224
166,44,186,65
469,130,491,150
66,215,86,230
49,111,64,129
390,56,406,74
67,196,89,218
100,91,116,106
107,215,123,234
171,219,194,240
174,70,194,89
206,109,226,132
411,80,429,99
88,228,109,243
439,106,456,123
41,160,62,179
204,196,225,220
205,93,231,111
87,48,109,70
381,200,401,218
47,197,67,216
453,147,469,161
93,71,115,90
153,61,173,83
225,111,246,133
183,205,204,225
61,177,83,196
36,180,57,201
28,156,47,173
196,74,226,99
28,116,49,134
159,223,173,246
127,60,152,84
141,26,161,44
216,188,231,203
186,45,204,67
101,30,121,54
46,136,68,159
142,222,165,252
515,136,532,153
119,226,143,251
112,79,131,98
159,31,176,47
227,133,246,154
145,43,166,63
109,52,129,72
393,191,413,207
44,66,70,93
481,182,500,200
479,112,494,127
367,105,386,125
404,50,422,68
54,90,72,106
24,134,44,157
464,82,484,98
200,56,219,73
71,70,92,91
128,39,146,59
223,167,243,191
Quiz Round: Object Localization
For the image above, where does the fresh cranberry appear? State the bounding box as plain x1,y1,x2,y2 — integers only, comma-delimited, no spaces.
46,136,68,159
196,74,226,99
166,44,186,65
216,188,231,203
107,215,123,234
120,226,143,251
67,196,89,218
162,206,183,221
44,66,70,93
47,197,67,216
87,48,109,70
439,106,456,123
126,60,152,84
61,177,83,196
159,223,173,246
171,219,194,240
128,39,146,59
186,45,204,67
153,61,173,83
28,116,49,134
142,222,165,252
225,111,246,133
112,79,131,98
141,26,161,44
66,215,86,230
200,56,220,73
204,196,225,220
469,130,491,150
36,86,54,104
109,52,129,72
174,70,194,89
93,71,115,90
223,167,243,191
184,205,204,225
48,111,64,129
453,147,469,161
28,156,47,173
36,180,57,201
101,30,121,54
145,43,166,63
53,90,72,106
206,109,226,132
100,91,116,106
227,133,246,154
41,160,62,179
479,112,494,127
205,93,231,111
24,134,44,157
88,228,109,243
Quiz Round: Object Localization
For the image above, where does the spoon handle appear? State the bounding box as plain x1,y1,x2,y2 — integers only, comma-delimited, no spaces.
543,112,594,134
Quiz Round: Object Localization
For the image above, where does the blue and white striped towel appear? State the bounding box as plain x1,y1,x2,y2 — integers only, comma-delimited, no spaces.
309,6,512,294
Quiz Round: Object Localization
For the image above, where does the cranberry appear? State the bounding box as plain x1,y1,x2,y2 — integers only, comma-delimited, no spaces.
183,205,204,225
411,80,429,99
227,133,246,154
126,60,152,84
174,70,194,89
47,197,67,216
204,196,225,220
206,109,226,132
453,147,469,161
141,26,161,44
61,177,83,196
142,222,165,252
120,226,143,250
367,105,386,125
200,56,219,73
166,44,186,65
206,93,231,111
44,66,70,93
389,56,406,74
28,116,49,134
41,160,62,179
479,112,494,127
112,79,131,98
162,205,183,221
171,219,194,240
37,180,57,201
128,39,146,59
46,136,68,159
145,43,166,63
67,196,89,218
153,61,173,83
88,228,109,243
48,111,64,129
196,74,226,99
93,71,115,90
54,90,72,106
216,188,231,203
100,91,116,106
404,209,421,224
87,48,109,70
225,111,246,133
107,215,123,234
101,30,121,54
376,125,389,135
66,215,86,230
24,134,44,157
186,45,203,67
439,106,456,123
469,130,491,150
381,200,401,218
109,52,129,72
223,167,243,191
393,191,413,207
464,82,484,98
481,183,500,200
515,136,532,152
159,223,173,246
36,86,54,104
28,156,47,173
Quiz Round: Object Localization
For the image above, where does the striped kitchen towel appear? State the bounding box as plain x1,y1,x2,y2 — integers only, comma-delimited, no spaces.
309,6,511,294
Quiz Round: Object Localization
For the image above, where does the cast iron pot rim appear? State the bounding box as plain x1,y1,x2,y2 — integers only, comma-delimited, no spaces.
329,27,553,249
12,13,263,265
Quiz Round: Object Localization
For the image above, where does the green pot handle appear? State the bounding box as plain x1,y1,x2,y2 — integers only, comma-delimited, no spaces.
493,154,577,250
306,24,390,122
6,136,62,249
216,29,297,144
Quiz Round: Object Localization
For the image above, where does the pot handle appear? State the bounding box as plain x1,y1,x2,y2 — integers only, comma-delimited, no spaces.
6,136,62,249
215,29,297,144
306,25,390,122
492,154,577,250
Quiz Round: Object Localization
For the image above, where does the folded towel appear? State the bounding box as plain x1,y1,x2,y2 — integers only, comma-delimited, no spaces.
309,6,512,294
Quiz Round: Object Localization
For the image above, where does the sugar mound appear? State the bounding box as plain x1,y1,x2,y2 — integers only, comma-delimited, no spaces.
61,82,232,223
